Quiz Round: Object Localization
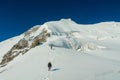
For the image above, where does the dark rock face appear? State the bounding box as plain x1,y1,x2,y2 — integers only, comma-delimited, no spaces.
0,27,50,67
0,39,29,66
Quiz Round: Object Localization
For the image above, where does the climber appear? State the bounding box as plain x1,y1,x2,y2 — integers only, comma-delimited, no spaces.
50,44,53,50
48,62,52,71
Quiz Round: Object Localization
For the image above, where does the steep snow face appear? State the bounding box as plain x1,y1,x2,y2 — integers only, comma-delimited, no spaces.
16,19,120,52
40,19,120,52
16,19,98,51
38,19,98,51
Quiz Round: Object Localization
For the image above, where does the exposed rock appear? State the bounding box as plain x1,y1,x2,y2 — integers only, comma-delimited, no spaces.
24,26,40,36
30,29,49,48
0,28,50,67
12,39,28,50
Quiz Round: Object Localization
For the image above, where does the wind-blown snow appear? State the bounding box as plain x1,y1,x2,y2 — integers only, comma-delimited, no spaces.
0,19,120,80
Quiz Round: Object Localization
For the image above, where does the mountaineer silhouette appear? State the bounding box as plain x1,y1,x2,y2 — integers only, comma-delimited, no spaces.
48,62,52,71
50,44,53,50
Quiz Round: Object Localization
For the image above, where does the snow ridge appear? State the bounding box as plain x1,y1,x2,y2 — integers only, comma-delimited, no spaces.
0,19,120,80
1,19,120,66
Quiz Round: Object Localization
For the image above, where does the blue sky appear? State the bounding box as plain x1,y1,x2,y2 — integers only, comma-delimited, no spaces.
0,0,120,41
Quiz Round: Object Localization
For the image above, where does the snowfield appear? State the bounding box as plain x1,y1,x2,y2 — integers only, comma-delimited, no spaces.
0,19,120,80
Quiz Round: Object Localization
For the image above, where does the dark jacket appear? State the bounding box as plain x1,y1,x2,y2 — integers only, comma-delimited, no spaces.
48,62,52,68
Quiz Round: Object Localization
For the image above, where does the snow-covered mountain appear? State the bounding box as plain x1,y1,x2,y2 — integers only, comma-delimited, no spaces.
0,19,120,80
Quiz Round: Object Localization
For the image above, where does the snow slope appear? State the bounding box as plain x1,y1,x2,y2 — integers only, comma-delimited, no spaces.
0,35,23,60
0,19,120,80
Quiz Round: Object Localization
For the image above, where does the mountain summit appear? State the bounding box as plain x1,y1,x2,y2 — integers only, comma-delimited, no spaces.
0,19,100,66
0,19,120,80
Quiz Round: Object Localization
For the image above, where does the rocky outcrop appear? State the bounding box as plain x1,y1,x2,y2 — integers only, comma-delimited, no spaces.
0,39,29,66
0,27,50,67
31,29,50,48
12,39,28,49
24,26,40,36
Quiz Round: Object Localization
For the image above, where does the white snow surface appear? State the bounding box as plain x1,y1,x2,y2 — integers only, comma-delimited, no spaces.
0,19,120,80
